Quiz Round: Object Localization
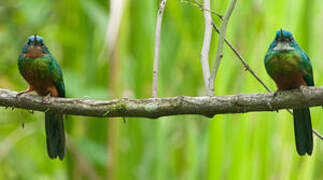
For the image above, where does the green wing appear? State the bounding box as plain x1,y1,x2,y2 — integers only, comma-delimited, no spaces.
48,55,65,97
300,51,314,86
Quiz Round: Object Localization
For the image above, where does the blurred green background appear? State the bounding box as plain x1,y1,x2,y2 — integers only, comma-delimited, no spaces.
0,0,322,179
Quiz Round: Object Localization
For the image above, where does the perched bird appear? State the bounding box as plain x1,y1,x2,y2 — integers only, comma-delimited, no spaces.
264,29,313,156
18,35,66,160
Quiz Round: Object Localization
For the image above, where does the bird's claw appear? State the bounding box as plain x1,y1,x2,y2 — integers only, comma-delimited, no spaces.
16,90,28,98
16,87,33,98
298,85,306,96
42,94,51,104
273,90,281,97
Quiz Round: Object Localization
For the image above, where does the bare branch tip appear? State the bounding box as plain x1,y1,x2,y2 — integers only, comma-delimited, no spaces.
313,129,323,140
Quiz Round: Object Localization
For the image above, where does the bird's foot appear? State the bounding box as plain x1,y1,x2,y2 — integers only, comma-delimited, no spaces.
16,87,33,98
273,90,282,97
16,90,29,97
42,93,52,104
298,85,307,96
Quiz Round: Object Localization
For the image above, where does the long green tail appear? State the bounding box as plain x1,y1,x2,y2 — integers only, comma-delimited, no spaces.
293,108,313,156
45,111,65,160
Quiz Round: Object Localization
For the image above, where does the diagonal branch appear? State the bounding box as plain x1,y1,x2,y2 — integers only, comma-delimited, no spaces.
313,129,323,140
210,22,271,92
209,0,237,96
152,0,167,98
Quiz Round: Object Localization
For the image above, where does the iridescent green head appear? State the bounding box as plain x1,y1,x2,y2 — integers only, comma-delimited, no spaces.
22,35,49,57
27,35,44,46
275,29,294,41
269,29,297,51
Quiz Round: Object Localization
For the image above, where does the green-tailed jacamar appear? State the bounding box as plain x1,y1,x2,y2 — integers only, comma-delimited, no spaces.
18,35,66,160
264,29,313,156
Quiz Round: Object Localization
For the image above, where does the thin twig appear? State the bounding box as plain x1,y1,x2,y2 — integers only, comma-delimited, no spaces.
313,129,323,140
211,22,271,92
209,0,237,96
152,0,167,98
181,0,223,20
200,0,212,94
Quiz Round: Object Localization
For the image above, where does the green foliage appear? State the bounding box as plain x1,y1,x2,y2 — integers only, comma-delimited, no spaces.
0,0,322,179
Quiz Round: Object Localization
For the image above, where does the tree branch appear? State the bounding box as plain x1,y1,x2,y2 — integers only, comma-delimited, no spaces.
209,0,237,96
1,87,323,119
4,88,323,139
152,0,167,98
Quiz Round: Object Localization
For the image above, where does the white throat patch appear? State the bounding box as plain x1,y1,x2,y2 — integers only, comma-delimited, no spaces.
273,42,294,51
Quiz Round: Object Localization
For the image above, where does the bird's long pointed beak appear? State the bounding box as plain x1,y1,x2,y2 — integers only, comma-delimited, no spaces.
280,29,283,38
33,34,37,45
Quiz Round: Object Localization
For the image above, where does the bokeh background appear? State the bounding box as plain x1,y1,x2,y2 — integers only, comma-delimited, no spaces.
0,0,323,179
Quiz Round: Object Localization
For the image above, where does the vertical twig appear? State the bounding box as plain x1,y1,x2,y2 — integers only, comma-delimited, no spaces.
200,0,212,94
152,0,167,98
208,0,237,96
106,0,125,56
